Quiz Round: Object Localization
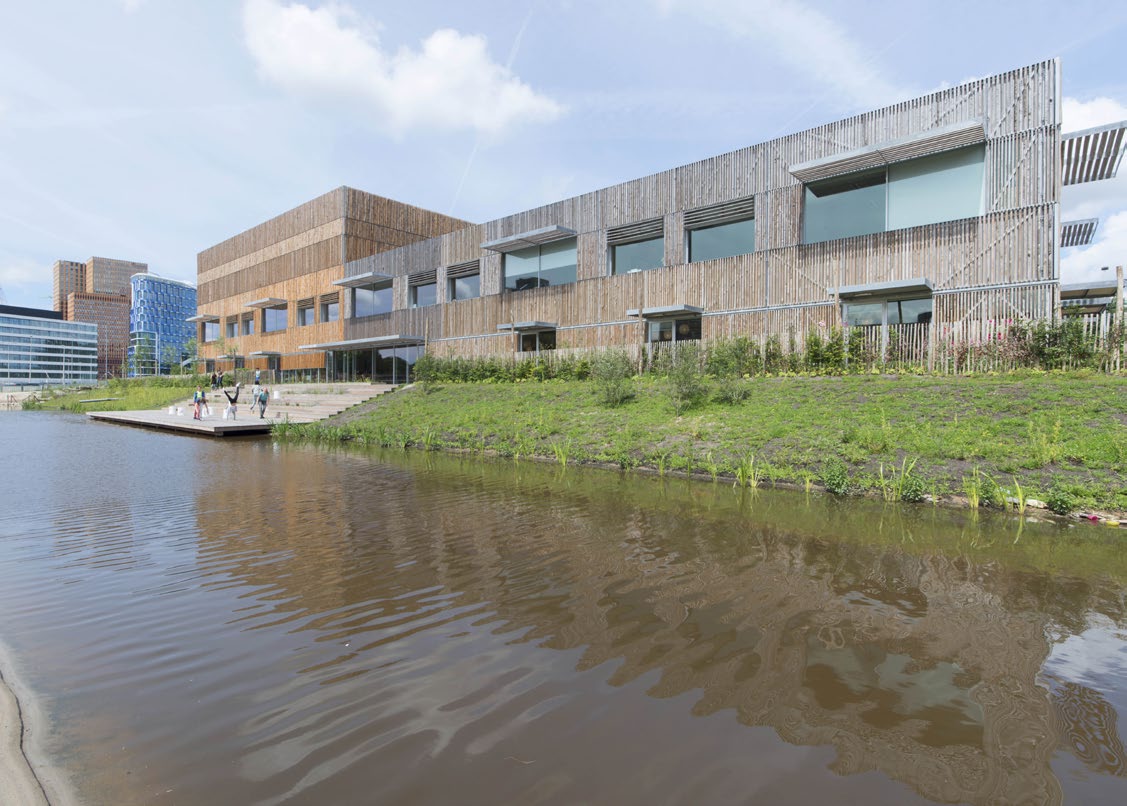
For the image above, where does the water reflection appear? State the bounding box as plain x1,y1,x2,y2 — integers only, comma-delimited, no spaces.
1,413,1126,805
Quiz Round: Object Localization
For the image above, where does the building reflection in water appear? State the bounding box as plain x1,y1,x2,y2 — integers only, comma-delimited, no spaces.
192,444,1127,805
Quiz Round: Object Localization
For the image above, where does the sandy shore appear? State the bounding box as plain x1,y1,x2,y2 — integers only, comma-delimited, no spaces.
0,664,50,805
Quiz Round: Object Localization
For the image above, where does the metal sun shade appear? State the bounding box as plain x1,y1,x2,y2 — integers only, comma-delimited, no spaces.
1060,219,1099,248
1061,121,1127,185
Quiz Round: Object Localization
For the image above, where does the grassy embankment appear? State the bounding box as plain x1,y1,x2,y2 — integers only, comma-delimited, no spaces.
23,376,202,413
279,372,1127,516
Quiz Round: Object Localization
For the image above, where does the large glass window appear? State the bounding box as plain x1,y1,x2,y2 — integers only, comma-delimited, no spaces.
449,273,480,301
689,218,756,262
504,239,577,291
612,237,664,274
803,145,985,245
410,283,436,308
353,283,393,317
263,307,288,333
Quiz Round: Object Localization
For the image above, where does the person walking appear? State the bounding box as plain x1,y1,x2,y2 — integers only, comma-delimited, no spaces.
258,387,269,419
222,382,242,420
249,381,263,416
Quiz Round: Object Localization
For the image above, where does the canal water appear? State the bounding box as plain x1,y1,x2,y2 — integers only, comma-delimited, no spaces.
2,412,1127,805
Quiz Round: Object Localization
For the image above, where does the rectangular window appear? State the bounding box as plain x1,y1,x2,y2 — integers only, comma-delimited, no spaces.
353,283,393,317
321,300,339,322
449,273,480,300
519,330,556,352
844,297,932,327
241,315,255,336
612,237,664,274
298,305,315,326
504,239,577,291
647,317,702,343
689,218,756,262
410,282,437,308
203,321,218,342
263,307,288,333
803,145,985,245
225,320,237,339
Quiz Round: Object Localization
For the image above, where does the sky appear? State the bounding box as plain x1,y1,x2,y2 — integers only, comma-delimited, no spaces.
1,0,1125,309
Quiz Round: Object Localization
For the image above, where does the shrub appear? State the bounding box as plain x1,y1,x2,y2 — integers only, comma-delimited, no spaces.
1045,484,1077,515
713,377,750,405
589,349,636,407
666,344,708,414
822,457,851,495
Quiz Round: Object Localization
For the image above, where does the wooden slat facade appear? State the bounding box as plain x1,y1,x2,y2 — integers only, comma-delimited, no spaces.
196,187,470,370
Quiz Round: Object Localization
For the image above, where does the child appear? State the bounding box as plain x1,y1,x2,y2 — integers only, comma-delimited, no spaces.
193,386,203,420
222,382,242,420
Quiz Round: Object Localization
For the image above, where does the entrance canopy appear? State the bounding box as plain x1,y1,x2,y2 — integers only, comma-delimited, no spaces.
626,304,703,319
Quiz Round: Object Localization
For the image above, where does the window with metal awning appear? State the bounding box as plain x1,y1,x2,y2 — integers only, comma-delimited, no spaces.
483,226,578,291
626,305,704,344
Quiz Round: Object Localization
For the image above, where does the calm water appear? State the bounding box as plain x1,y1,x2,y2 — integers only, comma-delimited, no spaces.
2,412,1127,805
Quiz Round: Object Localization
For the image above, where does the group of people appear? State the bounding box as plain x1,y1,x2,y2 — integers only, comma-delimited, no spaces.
193,374,270,420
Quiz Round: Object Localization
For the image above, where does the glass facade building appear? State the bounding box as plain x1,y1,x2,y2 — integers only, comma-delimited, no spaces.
0,305,98,387
129,274,197,376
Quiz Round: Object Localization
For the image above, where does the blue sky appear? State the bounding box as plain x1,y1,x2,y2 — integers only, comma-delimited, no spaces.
1,0,1125,309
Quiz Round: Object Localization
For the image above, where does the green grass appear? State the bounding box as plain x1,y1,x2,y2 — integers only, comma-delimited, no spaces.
27,376,202,413
282,372,1127,514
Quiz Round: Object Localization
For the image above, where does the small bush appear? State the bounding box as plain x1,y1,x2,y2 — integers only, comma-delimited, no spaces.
666,344,709,414
822,457,851,495
713,378,750,405
900,472,927,503
1045,484,1077,515
590,349,636,407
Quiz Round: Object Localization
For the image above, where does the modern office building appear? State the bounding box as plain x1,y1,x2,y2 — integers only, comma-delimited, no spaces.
196,60,1124,381
192,187,470,379
51,256,148,378
0,304,98,387
128,273,197,375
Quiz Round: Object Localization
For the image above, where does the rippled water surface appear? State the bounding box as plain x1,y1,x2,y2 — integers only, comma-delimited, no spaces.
3,412,1127,805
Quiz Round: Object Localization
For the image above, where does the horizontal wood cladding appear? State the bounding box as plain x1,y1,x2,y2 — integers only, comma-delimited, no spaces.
343,188,470,238
199,189,343,273
199,237,341,305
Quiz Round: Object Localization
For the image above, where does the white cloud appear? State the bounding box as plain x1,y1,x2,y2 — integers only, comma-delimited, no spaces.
1063,96,1127,132
241,0,565,137
654,0,911,111
0,258,47,294
1061,210,1127,284
1060,96,1127,284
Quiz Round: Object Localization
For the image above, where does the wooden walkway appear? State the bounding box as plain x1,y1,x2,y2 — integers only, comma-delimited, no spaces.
87,383,393,438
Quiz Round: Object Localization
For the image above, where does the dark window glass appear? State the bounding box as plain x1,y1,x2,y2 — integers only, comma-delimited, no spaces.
612,237,664,274
449,274,480,300
320,301,339,322
354,284,393,317
504,239,577,291
689,218,756,262
264,307,288,332
298,306,315,326
411,283,436,308
242,317,254,336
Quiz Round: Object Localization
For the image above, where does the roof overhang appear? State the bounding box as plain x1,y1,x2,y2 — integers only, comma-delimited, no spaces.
248,351,282,357
333,271,394,288
789,120,986,183
1060,280,1123,300
625,304,704,319
836,278,933,299
482,225,577,253
186,313,220,323
298,335,424,350
1061,218,1099,248
1062,120,1127,185
496,321,558,333
244,298,288,309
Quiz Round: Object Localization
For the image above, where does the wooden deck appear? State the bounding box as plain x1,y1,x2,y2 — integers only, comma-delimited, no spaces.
86,383,393,438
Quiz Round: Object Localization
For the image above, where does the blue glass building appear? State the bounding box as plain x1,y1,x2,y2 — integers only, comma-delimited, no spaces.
129,274,197,375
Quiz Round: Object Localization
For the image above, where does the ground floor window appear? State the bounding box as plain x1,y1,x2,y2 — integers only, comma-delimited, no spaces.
843,295,933,362
844,296,932,327
647,317,702,343
520,330,556,352
328,346,420,384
